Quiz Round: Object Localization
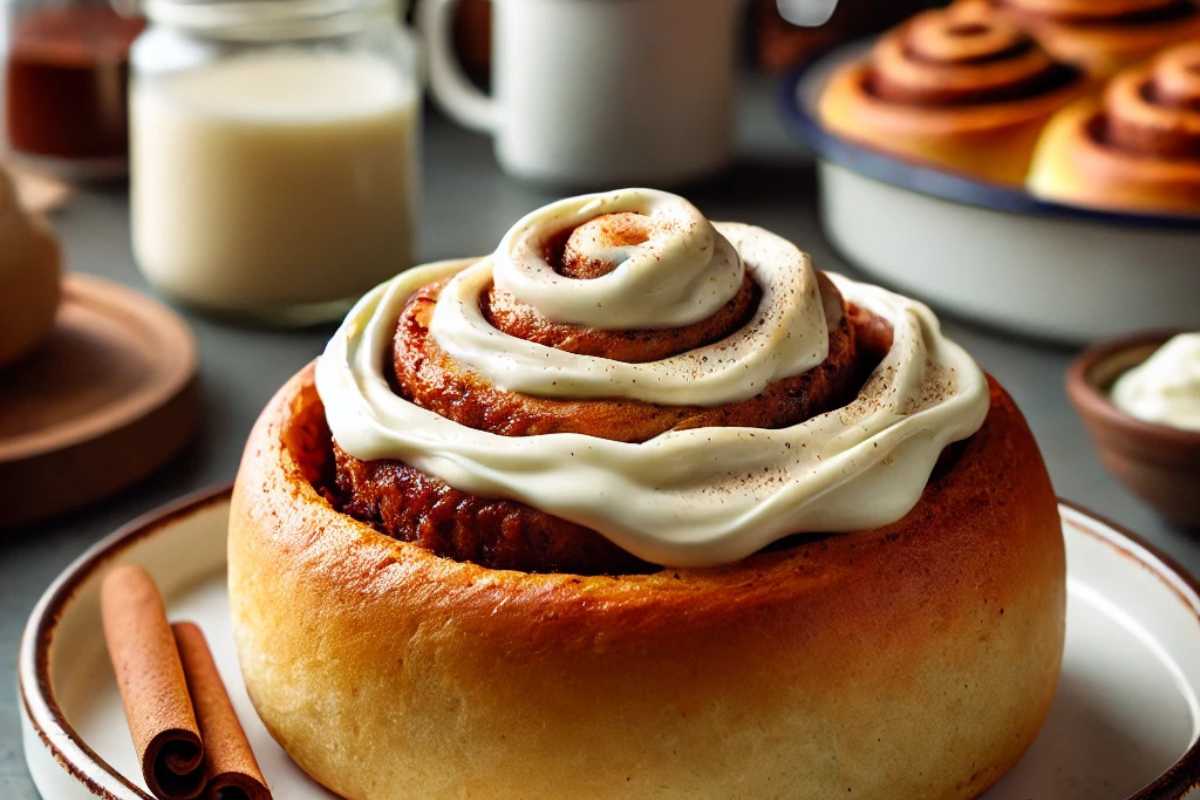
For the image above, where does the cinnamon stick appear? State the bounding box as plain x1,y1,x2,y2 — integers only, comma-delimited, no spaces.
101,565,205,800
172,622,272,800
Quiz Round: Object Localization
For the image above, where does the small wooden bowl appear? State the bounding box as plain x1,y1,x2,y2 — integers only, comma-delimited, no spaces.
1067,330,1200,529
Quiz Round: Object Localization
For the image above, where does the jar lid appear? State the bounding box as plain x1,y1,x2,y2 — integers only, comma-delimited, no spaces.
133,0,407,38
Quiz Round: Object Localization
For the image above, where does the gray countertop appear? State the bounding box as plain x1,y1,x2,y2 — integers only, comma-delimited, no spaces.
3,78,1198,798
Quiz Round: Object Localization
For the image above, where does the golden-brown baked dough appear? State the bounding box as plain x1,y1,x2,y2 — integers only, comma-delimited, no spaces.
229,365,1065,800
0,166,60,367
965,0,1200,76
1029,42,1200,214
819,3,1086,185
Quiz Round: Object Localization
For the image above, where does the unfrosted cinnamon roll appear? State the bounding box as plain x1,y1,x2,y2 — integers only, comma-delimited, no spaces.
229,190,1065,800
1029,42,1200,214
819,4,1086,184
964,0,1200,76
0,164,60,367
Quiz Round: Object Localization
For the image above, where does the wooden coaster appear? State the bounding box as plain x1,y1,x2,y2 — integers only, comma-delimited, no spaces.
0,274,199,527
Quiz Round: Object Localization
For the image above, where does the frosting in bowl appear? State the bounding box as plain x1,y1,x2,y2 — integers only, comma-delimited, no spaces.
1111,333,1200,432
316,189,990,567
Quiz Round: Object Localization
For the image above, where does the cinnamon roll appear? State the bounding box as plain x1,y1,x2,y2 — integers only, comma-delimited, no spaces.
819,4,1086,184
229,190,1065,800
1029,42,1200,214
963,0,1200,76
0,164,60,367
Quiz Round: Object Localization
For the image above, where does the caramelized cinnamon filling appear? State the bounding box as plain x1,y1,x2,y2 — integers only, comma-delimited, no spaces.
901,37,1033,67
317,269,894,575
393,273,856,443
866,63,1079,105
1091,44,1200,158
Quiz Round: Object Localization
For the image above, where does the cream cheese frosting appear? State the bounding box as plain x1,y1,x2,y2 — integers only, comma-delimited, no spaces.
1111,333,1200,432
316,189,990,567
432,220,828,405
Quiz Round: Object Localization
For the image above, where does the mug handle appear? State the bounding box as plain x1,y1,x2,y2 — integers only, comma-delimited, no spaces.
417,0,497,133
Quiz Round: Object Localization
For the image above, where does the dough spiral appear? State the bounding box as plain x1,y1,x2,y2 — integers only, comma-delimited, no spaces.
1030,42,1200,214
967,0,1200,76
819,5,1084,184
317,189,989,568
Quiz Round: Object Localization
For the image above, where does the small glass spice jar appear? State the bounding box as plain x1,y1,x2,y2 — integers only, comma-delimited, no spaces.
2,0,144,179
130,0,421,325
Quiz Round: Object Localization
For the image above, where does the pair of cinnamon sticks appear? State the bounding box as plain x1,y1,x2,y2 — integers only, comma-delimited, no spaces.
101,564,271,800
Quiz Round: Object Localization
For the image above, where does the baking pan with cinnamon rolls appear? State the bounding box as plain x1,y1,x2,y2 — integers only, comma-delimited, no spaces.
785,1,1200,342
228,189,1066,800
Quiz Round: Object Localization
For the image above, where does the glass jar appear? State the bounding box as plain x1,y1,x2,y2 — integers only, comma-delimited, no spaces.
130,0,421,325
2,0,144,179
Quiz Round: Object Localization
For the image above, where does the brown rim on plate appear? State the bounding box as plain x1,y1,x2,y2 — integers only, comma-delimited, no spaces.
1066,328,1200,452
18,484,231,800
1058,499,1200,799
17,488,1200,799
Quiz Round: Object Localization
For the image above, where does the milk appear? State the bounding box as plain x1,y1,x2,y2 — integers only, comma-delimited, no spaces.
131,50,420,319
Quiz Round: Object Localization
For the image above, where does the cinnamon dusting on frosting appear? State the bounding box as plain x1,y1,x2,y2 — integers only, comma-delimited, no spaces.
316,189,990,567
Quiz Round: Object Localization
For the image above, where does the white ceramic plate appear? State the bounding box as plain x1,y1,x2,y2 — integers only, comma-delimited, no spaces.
19,488,1200,799
783,46,1200,346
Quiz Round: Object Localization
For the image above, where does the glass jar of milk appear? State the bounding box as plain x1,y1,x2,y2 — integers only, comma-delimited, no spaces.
130,0,420,324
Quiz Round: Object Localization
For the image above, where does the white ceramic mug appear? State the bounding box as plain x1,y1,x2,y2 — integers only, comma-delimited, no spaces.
418,0,742,186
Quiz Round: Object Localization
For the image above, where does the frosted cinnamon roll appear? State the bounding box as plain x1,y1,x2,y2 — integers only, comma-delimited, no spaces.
319,190,989,569
229,190,1065,800
963,0,1200,76
1029,42,1200,214
819,4,1086,184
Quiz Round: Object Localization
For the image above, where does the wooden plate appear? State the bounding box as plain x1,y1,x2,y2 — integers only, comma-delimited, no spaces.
0,274,199,527
16,490,1200,798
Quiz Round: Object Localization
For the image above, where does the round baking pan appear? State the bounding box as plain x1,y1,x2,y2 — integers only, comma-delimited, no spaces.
781,44,1200,345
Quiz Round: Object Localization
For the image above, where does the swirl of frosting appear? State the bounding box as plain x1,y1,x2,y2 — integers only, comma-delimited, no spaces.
429,193,827,406
493,189,744,330
316,190,990,568
869,6,1073,106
